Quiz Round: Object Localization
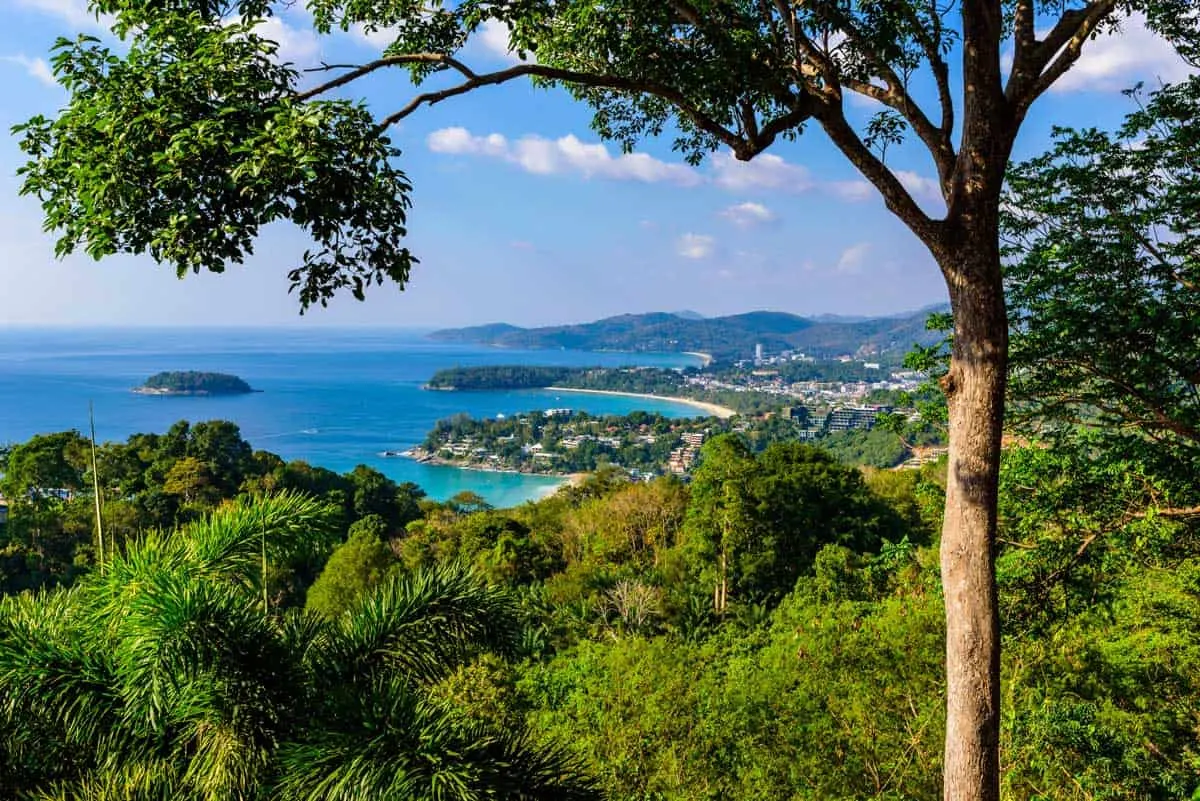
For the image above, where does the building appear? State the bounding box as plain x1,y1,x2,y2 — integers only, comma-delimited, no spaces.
783,406,811,426
825,405,893,432
667,447,696,474
754,343,764,364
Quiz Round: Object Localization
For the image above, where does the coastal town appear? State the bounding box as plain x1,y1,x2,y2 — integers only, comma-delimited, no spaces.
407,344,945,480
405,410,721,478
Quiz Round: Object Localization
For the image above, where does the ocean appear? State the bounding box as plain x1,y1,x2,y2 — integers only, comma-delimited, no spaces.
0,327,703,507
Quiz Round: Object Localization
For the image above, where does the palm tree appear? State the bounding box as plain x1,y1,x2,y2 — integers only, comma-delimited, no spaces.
0,492,600,800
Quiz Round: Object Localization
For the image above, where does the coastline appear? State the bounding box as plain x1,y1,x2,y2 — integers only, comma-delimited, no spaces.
131,388,259,397
402,448,576,487
682,351,714,367
544,386,735,419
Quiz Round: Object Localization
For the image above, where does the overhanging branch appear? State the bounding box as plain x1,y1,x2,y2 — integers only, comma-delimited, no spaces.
373,58,813,159
813,99,940,247
810,11,956,195
296,54,479,103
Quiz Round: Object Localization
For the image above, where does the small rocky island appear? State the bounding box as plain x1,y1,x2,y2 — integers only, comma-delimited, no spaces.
133,371,258,396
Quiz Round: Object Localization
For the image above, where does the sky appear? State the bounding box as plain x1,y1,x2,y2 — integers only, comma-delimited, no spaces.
0,1,1195,329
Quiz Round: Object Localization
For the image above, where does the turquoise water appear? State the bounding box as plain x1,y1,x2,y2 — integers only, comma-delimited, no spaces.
0,328,702,507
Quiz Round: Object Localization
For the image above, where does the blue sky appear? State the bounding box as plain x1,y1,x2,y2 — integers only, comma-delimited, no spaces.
0,2,1195,328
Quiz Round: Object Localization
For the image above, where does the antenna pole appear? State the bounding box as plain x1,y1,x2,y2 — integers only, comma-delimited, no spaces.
89,402,105,572
262,516,269,614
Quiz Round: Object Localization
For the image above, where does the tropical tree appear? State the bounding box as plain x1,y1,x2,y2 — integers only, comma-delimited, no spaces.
305,513,397,618
0,492,600,800
686,436,901,611
16,1,1200,795
1003,75,1200,486
685,435,755,615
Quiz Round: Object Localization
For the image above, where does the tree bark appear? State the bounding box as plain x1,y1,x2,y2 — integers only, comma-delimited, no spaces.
936,217,1008,801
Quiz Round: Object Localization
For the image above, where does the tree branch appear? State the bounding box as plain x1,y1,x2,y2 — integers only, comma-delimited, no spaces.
773,0,839,91
899,0,956,142
813,99,940,246
835,18,956,193
1012,0,1037,66
755,0,791,69
373,60,789,159
1008,0,1119,109
1134,505,1200,519
295,54,479,103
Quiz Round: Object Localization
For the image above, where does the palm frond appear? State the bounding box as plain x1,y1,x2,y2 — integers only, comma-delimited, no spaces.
187,492,340,579
314,562,522,689
454,727,604,801
85,492,339,618
1,507,600,801
110,568,296,724
275,677,601,801
23,758,184,801
0,589,127,782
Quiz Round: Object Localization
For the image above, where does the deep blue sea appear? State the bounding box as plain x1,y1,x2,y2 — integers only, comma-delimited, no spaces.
0,328,702,507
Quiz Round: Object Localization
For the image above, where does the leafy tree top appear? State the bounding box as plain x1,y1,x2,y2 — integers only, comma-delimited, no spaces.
1002,76,1200,475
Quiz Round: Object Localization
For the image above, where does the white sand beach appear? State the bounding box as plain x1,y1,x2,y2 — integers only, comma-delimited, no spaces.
544,386,736,419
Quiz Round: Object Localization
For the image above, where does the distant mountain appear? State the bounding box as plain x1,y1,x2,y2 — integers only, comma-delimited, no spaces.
671,309,707,320
809,303,949,324
428,307,948,361
425,323,524,343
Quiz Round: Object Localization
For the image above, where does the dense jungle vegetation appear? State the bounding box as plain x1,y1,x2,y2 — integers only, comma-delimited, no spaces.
3,402,1199,798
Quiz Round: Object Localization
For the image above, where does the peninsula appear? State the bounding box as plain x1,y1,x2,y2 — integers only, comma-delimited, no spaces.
411,410,724,478
133,371,257,396
423,365,764,415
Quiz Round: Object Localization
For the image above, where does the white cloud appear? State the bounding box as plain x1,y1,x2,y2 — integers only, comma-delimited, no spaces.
719,201,777,228
16,0,317,65
837,242,872,273
1,55,56,87
352,23,397,50
827,180,874,202
248,16,320,66
678,233,716,260
427,127,508,156
425,127,702,186
711,151,813,192
476,19,530,64
428,128,901,205
1053,14,1194,92
896,170,943,204
847,90,886,110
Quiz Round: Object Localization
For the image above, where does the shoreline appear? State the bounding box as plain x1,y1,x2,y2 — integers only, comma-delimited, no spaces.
544,386,735,419
131,388,260,397
682,351,714,367
401,448,578,485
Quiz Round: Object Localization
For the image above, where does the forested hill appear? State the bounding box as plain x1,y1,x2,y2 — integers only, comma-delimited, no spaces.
428,307,947,360
134,371,256,395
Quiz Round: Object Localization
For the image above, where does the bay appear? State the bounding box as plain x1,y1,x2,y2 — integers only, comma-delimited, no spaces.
0,327,703,507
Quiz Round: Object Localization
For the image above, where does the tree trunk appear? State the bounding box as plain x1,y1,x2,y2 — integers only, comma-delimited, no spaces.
937,221,1007,801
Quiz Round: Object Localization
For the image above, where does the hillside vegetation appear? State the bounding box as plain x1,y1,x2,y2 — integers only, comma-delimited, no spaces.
428,307,947,361
3,418,1199,799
